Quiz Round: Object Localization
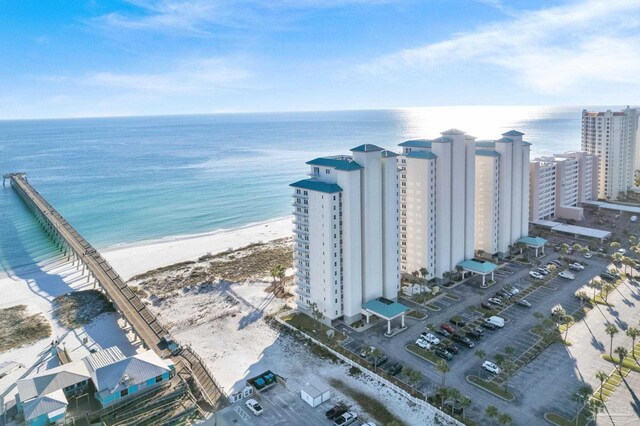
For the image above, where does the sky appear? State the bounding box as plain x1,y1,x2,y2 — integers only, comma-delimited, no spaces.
1,0,639,119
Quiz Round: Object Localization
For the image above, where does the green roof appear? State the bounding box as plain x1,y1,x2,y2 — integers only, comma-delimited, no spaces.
290,179,342,193
398,139,432,148
502,130,524,137
476,150,501,158
351,144,384,152
306,157,363,171
518,236,547,247
496,137,514,143
382,150,400,158
362,298,409,319
406,151,437,160
458,259,497,274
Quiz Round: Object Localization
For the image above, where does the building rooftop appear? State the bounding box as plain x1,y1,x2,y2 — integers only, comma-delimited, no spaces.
518,236,548,247
306,157,362,171
290,179,343,194
431,136,453,143
495,137,514,143
361,298,409,320
582,201,640,214
441,128,466,135
457,259,497,275
406,151,437,160
502,130,524,137
476,150,501,158
381,150,400,158
475,140,496,148
83,346,126,371
22,389,67,422
350,144,384,152
398,139,432,148
17,361,91,402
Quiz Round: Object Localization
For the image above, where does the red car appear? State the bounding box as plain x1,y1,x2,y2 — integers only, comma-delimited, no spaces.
440,323,455,334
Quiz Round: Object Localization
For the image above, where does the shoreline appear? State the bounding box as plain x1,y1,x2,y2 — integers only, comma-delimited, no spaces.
102,216,292,280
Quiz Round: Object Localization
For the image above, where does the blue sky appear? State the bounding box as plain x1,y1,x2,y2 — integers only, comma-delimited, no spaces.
1,0,639,118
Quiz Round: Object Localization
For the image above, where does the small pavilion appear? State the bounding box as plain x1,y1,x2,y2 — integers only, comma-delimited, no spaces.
517,236,548,257
361,298,409,336
458,259,498,287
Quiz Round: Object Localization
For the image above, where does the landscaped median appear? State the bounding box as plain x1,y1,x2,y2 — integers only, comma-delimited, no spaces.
405,343,439,365
466,375,515,401
602,354,640,373
543,411,589,426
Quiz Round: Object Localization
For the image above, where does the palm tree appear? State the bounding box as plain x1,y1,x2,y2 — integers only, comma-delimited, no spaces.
562,314,573,342
485,405,499,426
419,267,428,279
459,395,471,422
611,252,624,265
504,345,515,360
370,347,382,372
588,398,605,423
559,243,570,255
500,360,516,392
591,279,603,299
497,412,513,426
602,283,614,304
436,359,450,387
533,311,545,322
404,368,422,386
309,302,324,332
626,327,640,358
614,346,628,371
605,324,619,357
595,370,608,401
575,290,589,305
474,349,486,376
572,243,583,254
572,384,593,426
610,241,621,250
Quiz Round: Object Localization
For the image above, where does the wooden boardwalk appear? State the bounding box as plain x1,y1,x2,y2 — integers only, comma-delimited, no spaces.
5,173,227,412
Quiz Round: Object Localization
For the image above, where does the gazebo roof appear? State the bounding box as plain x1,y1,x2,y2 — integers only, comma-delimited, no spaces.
518,236,548,247
458,259,497,275
361,298,409,320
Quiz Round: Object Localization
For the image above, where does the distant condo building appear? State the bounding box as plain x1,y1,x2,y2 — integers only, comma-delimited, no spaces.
398,129,476,279
529,151,598,221
474,131,530,258
581,107,639,200
290,145,400,323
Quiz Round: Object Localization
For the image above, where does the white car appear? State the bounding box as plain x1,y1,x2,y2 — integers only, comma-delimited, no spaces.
570,263,585,270
334,412,358,426
361,423,377,426
618,248,627,254
422,333,440,345
507,287,520,297
482,360,501,375
529,271,544,280
245,399,263,416
416,338,431,350
559,270,575,280
584,252,593,259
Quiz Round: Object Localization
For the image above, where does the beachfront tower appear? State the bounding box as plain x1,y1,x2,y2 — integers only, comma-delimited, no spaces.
581,107,639,200
291,146,400,324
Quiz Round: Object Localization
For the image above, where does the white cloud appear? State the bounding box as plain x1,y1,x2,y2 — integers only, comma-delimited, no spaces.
359,0,640,94
85,57,251,93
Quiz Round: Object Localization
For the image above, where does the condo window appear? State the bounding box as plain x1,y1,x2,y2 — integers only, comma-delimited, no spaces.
121,389,129,397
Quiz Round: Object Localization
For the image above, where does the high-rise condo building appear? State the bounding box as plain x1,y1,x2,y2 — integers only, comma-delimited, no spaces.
581,107,639,200
474,131,530,258
398,129,476,279
290,145,400,324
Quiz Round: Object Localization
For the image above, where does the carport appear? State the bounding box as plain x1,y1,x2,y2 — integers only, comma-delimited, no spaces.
361,298,409,336
457,259,497,287
517,236,548,257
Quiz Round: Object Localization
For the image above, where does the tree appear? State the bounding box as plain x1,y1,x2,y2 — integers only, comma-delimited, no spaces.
436,359,450,387
474,349,486,376
504,345,515,361
626,327,640,358
571,384,593,426
602,283,614,304
459,395,471,422
588,398,605,423
533,311,545,322
370,347,382,372
419,267,428,279
404,368,422,386
499,360,516,392
575,290,589,305
610,241,621,250
611,252,624,265
614,346,628,371
411,270,419,277
605,323,619,357
572,243,583,253
595,370,608,401
590,279,603,299
562,314,573,342
309,302,324,333
485,405,499,426
559,243,570,255
497,412,513,426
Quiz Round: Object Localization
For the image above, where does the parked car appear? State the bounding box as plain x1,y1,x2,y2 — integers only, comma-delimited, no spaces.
618,248,627,254
450,317,467,327
507,287,520,297
422,333,440,345
481,321,497,330
359,346,375,358
361,423,377,426
443,399,464,415
482,361,501,375
451,334,475,348
600,273,616,282
387,362,403,376
536,267,549,275
334,412,358,426
486,316,505,328
371,355,387,367
487,297,503,306
416,338,431,350
559,270,575,280
516,299,532,308
549,260,562,266
584,252,593,259
442,343,459,355
440,323,455,334
496,289,510,298
245,399,264,416
436,328,450,338
434,347,453,361
466,328,483,341
480,301,494,310
326,404,348,420
529,271,544,280
570,263,584,270
554,245,561,252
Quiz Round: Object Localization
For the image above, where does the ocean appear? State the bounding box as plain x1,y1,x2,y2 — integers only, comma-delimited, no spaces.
0,106,599,274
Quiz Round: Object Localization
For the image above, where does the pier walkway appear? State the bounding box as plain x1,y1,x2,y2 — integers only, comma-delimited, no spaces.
3,172,226,412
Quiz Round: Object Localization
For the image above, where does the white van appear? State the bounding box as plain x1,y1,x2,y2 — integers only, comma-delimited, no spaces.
486,316,505,328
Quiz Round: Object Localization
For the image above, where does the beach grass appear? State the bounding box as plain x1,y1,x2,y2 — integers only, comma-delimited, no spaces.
0,305,51,352
53,290,115,328
329,378,406,426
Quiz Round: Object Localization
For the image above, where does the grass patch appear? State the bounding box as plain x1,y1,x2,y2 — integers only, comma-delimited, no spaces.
282,312,345,345
406,310,427,320
411,291,439,304
329,378,405,426
0,305,51,352
467,375,515,401
472,307,494,318
545,411,589,426
602,354,640,373
53,290,115,328
405,344,439,365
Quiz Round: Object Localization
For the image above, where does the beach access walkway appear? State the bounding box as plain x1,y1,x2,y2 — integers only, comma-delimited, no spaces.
3,172,227,412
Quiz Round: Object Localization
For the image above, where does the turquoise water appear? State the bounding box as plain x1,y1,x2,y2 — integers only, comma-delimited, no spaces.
0,106,596,273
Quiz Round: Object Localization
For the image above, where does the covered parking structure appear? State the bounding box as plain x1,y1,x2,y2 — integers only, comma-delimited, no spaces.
530,220,611,244
457,259,497,287
517,236,548,257
361,298,409,337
